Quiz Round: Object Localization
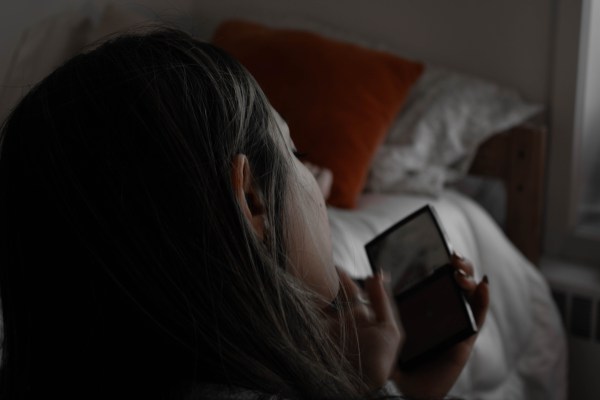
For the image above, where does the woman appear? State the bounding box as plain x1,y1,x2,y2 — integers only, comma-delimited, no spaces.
0,28,488,399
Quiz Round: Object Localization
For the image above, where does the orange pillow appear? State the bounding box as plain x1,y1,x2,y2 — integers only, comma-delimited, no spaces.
212,20,424,208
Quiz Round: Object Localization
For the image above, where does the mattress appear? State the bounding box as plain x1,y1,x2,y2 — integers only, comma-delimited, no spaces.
328,190,567,399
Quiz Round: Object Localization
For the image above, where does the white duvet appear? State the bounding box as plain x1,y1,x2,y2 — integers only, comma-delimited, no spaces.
328,190,567,400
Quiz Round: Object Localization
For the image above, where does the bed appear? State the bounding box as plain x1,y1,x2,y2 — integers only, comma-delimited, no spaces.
0,2,566,399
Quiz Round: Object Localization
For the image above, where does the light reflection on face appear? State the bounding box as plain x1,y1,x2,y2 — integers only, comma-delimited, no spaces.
271,109,340,304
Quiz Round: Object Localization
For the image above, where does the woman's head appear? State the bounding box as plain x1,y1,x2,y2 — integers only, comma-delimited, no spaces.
0,28,353,398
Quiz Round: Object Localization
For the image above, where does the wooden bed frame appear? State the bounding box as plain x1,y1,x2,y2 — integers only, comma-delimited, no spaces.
469,124,547,266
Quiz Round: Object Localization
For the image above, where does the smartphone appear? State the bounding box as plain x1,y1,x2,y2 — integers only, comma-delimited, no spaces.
364,205,477,368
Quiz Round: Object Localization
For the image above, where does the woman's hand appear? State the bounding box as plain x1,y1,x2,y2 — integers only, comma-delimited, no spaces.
332,267,403,390
303,162,333,200
391,254,490,399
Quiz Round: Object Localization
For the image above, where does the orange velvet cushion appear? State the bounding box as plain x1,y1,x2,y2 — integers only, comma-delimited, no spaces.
213,20,424,208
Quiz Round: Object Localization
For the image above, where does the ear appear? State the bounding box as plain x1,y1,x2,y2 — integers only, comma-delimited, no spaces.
231,154,266,240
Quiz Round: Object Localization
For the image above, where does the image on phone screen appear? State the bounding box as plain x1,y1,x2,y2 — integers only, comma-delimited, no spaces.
365,205,452,294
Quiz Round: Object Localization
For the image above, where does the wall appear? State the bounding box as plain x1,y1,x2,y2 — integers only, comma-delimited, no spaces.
1,0,554,104
0,0,194,90
543,2,600,395
581,0,600,209
544,258,600,400
190,0,554,104
544,0,600,263
0,0,79,86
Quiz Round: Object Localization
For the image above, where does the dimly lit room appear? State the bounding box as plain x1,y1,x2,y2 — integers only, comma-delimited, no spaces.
0,1,598,399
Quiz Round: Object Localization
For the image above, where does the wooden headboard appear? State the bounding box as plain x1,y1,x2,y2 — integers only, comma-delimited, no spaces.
469,124,547,266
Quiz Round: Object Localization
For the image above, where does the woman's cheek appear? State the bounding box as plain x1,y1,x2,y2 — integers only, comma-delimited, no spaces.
286,165,339,302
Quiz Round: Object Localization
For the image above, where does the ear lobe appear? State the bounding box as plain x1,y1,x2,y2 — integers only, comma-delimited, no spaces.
231,154,266,240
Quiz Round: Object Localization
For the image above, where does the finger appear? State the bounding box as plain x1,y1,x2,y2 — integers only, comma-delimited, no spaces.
452,253,474,274
335,267,373,321
364,272,396,324
336,266,361,298
454,268,477,293
451,254,477,293
470,276,490,328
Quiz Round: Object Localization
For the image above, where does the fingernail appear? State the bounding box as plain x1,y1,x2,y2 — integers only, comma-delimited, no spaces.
356,293,371,306
454,251,465,260
353,278,366,289
384,271,391,284
455,268,469,277
455,269,474,282
378,269,391,284
483,275,489,285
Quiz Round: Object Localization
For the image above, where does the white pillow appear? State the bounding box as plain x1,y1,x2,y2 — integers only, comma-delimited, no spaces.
365,65,542,195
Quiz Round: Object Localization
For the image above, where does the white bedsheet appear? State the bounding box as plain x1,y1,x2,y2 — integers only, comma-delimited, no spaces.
327,190,567,400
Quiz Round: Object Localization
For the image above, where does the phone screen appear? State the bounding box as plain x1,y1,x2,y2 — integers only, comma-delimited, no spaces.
365,205,452,294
